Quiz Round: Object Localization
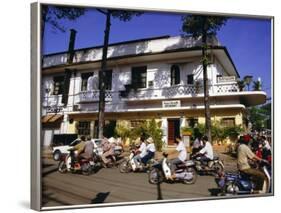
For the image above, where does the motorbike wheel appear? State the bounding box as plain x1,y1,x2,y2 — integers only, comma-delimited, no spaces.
119,160,131,173
224,182,240,195
81,163,91,176
183,167,198,185
58,161,67,173
148,168,163,184
211,162,224,176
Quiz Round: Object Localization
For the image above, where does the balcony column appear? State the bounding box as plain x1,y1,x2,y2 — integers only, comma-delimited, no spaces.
161,118,168,147
180,117,186,137
61,114,69,134
90,121,95,138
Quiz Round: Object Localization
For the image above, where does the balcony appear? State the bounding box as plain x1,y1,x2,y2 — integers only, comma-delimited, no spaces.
75,83,240,103
73,82,265,107
120,83,239,100
78,90,113,103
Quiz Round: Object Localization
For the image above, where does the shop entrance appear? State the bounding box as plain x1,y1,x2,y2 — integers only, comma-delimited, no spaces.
168,118,180,145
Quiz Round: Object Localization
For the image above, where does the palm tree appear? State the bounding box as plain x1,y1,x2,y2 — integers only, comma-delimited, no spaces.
96,9,142,139
181,15,227,143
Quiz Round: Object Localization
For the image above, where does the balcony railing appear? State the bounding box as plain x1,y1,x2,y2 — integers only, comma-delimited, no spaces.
76,83,239,103
123,83,239,100
43,83,240,105
78,90,113,103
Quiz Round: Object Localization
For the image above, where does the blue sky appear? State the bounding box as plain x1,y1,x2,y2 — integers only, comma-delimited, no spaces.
43,8,272,98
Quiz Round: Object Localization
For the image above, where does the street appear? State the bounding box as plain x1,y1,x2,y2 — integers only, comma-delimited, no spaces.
42,159,221,207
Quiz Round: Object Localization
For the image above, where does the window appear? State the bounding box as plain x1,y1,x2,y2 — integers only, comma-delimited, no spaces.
187,74,194,84
171,65,180,85
132,66,147,89
77,121,91,136
104,70,112,90
53,76,64,95
81,72,93,91
186,118,198,128
217,74,222,83
221,118,235,127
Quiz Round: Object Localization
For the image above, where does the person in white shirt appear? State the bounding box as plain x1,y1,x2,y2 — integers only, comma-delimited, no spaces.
133,136,147,166
141,137,156,165
197,135,214,161
170,136,187,179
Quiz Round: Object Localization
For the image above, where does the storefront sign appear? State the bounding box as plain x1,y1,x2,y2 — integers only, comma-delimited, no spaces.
46,105,63,113
162,100,181,108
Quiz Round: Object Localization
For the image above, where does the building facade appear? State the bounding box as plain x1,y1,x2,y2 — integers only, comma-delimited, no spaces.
41,35,266,147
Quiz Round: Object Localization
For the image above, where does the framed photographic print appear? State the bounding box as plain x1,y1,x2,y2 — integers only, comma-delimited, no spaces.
31,1,274,211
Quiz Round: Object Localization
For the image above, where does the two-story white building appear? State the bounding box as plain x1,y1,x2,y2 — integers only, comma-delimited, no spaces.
41,35,266,147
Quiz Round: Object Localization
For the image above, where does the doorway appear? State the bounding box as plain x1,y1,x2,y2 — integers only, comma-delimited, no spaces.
168,118,180,145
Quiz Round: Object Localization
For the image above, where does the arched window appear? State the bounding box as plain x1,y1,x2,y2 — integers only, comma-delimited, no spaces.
171,65,180,85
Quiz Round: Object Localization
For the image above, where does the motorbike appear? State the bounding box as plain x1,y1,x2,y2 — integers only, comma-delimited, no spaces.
58,148,100,175
92,141,124,168
191,154,224,176
215,160,271,195
119,148,155,173
148,153,197,185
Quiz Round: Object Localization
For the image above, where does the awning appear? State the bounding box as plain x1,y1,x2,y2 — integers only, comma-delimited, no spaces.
42,114,63,123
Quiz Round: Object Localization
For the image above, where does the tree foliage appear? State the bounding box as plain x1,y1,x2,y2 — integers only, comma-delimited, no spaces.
114,119,163,151
42,5,86,33
181,15,228,38
111,10,143,21
248,104,271,130
182,122,243,144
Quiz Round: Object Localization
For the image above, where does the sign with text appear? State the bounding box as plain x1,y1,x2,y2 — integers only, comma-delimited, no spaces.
162,100,181,108
217,76,236,83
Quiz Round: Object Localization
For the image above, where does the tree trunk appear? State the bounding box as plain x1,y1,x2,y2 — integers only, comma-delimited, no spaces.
98,11,111,139
202,26,212,143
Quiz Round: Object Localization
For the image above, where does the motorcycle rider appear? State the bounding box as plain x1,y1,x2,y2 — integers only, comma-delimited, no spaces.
237,134,267,193
70,135,86,169
133,135,147,170
170,136,187,180
196,135,214,163
101,137,116,167
79,136,95,160
141,137,155,166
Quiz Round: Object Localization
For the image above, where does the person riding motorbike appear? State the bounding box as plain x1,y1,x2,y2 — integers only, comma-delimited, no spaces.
133,135,147,170
101,137,116,167
79,136,94,160
237,134,268,194
169,136,187,180
70,135,86,169
141,137,155,166
194,135,214,163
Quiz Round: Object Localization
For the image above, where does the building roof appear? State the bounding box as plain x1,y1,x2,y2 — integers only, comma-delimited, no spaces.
42,35,240,77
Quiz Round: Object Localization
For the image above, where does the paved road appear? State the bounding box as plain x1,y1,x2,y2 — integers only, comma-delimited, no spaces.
42,159,220,208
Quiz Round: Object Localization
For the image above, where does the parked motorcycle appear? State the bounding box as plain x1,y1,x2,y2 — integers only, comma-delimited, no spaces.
215,160,271,195
58,148,100,175
191,154,224,176
119,148,155,173
148,153,197,184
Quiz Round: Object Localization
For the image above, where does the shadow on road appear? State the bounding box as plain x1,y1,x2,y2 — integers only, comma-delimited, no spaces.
91,192,110,204
208,188,221,196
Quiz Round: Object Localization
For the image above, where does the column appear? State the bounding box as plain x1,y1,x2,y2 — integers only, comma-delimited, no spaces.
161,118,168,147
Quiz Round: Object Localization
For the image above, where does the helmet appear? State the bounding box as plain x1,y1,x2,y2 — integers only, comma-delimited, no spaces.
243,134,251,143
146,137,154,144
